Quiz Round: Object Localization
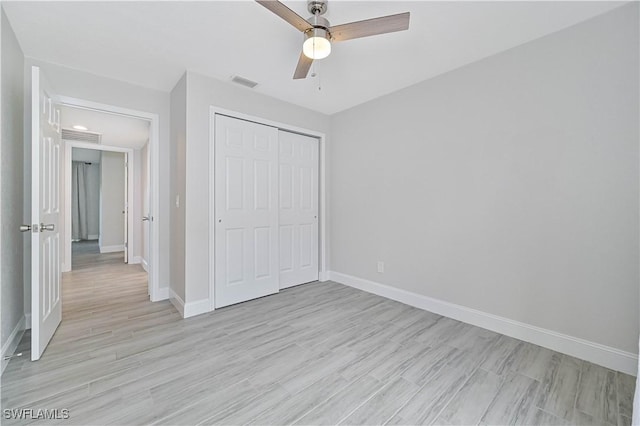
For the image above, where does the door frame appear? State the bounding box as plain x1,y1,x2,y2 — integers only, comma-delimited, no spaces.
64,141,134,267
208,106,328,311
58,96,162,301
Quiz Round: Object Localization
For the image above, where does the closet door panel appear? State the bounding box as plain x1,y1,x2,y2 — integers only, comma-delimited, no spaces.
215,115,279,308
278,131,319,289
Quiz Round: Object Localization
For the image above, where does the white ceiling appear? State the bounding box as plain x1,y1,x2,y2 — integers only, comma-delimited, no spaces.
3,1,626,115
60,106,150,149
72,148,102,164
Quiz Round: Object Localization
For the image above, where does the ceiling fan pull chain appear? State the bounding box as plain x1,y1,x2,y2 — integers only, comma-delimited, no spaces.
255,0,410,80
309,57,320,89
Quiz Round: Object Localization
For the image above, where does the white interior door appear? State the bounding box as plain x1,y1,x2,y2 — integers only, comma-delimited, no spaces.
31,66,62,361
215,115,279,308
123,153,128,263
278,131,319,288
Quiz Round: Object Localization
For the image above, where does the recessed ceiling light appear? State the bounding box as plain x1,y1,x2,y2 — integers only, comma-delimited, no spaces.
73,125,88,131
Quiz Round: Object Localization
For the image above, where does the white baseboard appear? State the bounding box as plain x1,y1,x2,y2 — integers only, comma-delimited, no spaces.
131,256,142,265
1,316,26,375
99,244,124,254
319,271,329,282
167,289,208,318
88,234,99,240
155,286,169,301
633,339,640,425
328,271,639,376
25,313,31,330
184,298,210,319
140,258,149,272
169,288,185,317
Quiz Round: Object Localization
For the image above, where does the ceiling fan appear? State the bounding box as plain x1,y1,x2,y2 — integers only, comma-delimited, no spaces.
256,0,410,79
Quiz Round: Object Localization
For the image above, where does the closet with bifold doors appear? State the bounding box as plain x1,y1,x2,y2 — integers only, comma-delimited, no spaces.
214,114,319,308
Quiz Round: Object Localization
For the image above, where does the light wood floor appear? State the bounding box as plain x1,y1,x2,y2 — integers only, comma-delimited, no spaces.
1,242,635,425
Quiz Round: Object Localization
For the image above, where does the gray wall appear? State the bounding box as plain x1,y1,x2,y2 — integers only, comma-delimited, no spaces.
330,4,639,353
22,58,172,317
1,8,25,354
180,71,331,304
170,74,186,301
100,151,125,249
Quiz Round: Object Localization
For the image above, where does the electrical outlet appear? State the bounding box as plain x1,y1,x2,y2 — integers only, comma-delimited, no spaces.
377,261,384,273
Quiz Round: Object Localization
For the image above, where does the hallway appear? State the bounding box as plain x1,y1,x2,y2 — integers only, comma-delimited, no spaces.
64,240,147,321
1,241,179,422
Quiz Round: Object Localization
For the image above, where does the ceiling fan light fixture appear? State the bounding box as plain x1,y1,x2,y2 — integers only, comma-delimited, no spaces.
303,28,331,59
255,0,410,79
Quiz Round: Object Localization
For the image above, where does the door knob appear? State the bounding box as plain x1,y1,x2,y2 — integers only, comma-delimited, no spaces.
40,223,55,232
142,216,150,222
19,225,31,232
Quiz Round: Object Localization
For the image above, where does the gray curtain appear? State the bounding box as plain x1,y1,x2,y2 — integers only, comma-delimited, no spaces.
71,161,89,240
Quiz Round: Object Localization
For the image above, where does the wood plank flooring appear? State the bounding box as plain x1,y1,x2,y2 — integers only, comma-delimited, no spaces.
1,242,635,425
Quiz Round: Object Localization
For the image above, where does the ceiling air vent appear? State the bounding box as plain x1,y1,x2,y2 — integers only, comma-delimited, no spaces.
61,128,102,144
231,75,258,89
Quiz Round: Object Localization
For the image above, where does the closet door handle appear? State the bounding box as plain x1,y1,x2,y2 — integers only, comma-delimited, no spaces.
142,216,150,222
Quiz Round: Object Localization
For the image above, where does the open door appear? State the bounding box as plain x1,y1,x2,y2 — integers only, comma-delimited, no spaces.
30,66,62,361
123,153,128,263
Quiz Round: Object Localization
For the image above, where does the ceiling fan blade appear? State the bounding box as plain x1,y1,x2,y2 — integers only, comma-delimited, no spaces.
330,12,410,42
293,51,313,79
255,1,312,32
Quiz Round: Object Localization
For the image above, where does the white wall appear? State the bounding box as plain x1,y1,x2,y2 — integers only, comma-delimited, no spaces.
1,8,25,366
330,3,639,356
178,71,331,307
99,151,125,250
71,147,100,163
23,58,171,318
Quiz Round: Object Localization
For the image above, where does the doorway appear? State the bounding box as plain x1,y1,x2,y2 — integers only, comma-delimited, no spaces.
57,100,161,301
70,147,128,265
62,104,148,273
27,65,163,360
60,107,152,322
